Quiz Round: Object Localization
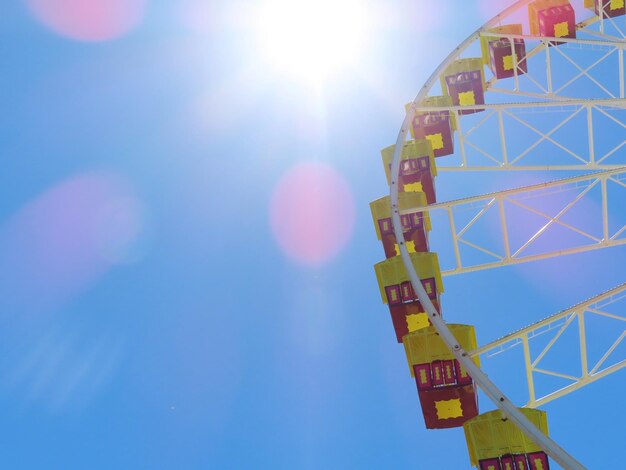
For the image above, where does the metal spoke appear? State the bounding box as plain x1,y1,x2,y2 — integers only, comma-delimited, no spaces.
472,283,626,409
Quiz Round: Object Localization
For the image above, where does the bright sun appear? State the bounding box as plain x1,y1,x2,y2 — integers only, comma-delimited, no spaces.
257,0,369,84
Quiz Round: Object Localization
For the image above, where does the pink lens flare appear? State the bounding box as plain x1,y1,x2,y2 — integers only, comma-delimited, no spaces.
25,0,146,42
269,162,355,267
0,172,145,315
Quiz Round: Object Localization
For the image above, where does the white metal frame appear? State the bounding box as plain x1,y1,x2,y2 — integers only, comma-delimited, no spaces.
484,34,626,100
579,8,626,39
471,283,626,408
417,99,626,171
401,168,626,275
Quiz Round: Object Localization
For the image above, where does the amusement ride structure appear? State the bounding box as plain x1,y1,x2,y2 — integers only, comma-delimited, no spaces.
370,1,626,468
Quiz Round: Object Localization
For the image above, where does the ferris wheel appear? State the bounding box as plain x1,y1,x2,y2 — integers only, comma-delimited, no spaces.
370,0,626,468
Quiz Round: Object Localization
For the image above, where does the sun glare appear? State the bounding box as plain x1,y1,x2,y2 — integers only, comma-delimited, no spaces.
257,0,369,84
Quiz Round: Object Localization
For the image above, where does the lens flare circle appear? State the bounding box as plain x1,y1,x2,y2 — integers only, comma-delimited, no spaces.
25,0,146,42
0,172,146,316
270,162,355,266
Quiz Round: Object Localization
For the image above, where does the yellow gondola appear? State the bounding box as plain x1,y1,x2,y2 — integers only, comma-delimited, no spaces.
380,140,437,203
369,192,432,258
464,408,551,469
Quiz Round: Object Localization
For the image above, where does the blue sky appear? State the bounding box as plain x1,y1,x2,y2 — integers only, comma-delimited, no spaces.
1,0,624,468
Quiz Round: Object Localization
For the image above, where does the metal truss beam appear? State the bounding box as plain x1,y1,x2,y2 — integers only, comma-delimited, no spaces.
577,10,626,40
470,283,626,408
482,31,626,100
412,99,626,171
400,168,626,275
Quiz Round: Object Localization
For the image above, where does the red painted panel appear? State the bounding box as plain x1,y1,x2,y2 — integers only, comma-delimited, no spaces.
417,156,430,171
431,360,445,386
595,0,626,17
389,301,440,343
378,217,393,235
455,359,473,385
388,161,433,199
527,452,550,470
401,281,416,302
395,170,437,204
479,459,502,470
412,115,454,158
418,383,479,429
442,359,456,385
385,284,402,305
514,454,529,470
399,158,425,178
413,363,433,391
489,39,527,79
422,277,437,300
400,159,412,176
418,171,437,204
410,212,423,229
400,214,411,230
500,455,515,470
389,303,411,342
405,226,429,253
381,234,397,259
380,218,429,254
414,108,450,127
445,70,485,115
538,5,576,41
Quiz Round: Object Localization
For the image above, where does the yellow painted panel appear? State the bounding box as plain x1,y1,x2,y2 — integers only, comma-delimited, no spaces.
406,312,429,332
435,398,463,419
458,91,476,106
583,0,623,10
403,324,479,376
554,20,569,37
417,368,429,386
374,252,444,305
503,55,514,71
463,408,550,466
425,132,444,150
403,182,422,192
394,240,416,256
